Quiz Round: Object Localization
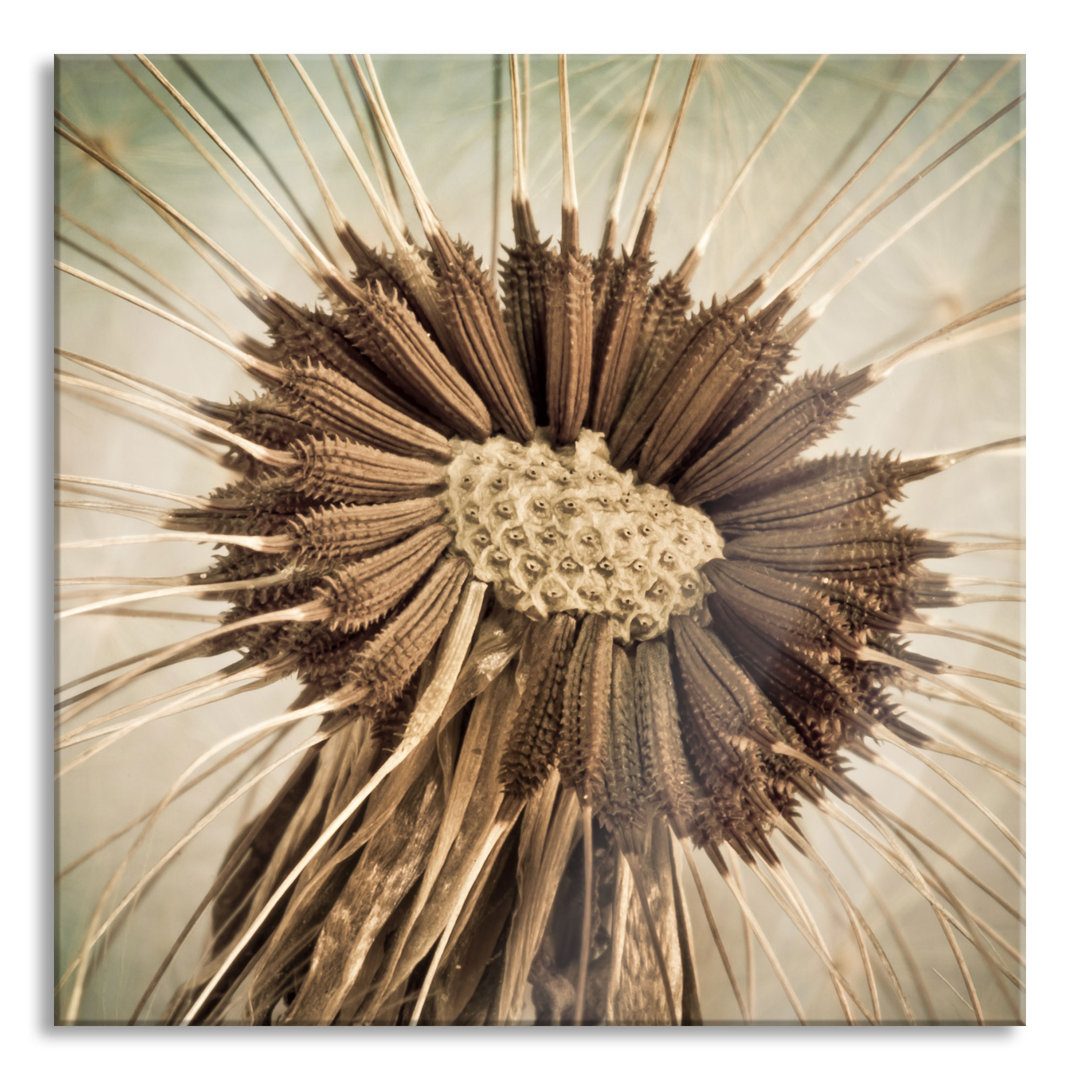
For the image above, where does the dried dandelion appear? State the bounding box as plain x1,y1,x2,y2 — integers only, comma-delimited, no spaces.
55,54,1024,1025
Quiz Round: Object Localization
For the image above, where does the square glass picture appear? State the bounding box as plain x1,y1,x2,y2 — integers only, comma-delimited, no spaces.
55,54,1024,1025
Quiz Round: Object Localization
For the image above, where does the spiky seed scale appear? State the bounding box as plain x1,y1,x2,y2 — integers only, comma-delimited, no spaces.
500,226,553,414
633,638,705,842
273,362,452,459
499,613,577,798
707,450,911,533
545,245,594,444
317,523,454,632
559,614,613,804
344,556,469,707
292,435,445,505
672,366,876,505
595,643,650,849
589,247,655,437
254,294,425,424
429,232,536,442
340,281,492,442
723,523,943,576
288,497,445,562
702,559,861,661
636,294,795,485
621,271,694,409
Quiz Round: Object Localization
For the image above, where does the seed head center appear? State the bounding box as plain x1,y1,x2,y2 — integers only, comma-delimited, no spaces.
441,429,724,642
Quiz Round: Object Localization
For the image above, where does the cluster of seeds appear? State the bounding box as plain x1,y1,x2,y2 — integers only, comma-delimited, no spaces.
55,55,1023,1026
441,430,724,641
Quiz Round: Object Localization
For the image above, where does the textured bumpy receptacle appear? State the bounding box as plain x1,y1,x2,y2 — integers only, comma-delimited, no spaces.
441,430,724,641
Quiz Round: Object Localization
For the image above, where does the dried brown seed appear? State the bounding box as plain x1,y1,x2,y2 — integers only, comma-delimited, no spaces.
609,280,759,470
673,365,876,505
254,294,427,425
500,205,553,412
594,643,650,849
345,556,469,707
633,638,704,842
340,281,492,442
499,613,577,798
636,293,795,484
589,243,654,435
273,361,451,459
317,523,454,632
558,614,613,804
292,434,445,505
545,245,594,444
430,232,536,442
287,497,445,562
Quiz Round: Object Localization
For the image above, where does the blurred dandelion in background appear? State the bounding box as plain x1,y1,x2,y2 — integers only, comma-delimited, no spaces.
54,53,1024,1025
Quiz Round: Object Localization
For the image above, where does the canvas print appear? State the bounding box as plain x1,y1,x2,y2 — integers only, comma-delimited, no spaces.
55,55,1024,1024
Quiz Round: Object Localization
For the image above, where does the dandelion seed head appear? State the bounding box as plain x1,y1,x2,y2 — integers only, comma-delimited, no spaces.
55,53,1024,1026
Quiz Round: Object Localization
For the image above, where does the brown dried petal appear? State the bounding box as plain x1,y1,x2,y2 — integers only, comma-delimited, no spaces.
283,772,444,1023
